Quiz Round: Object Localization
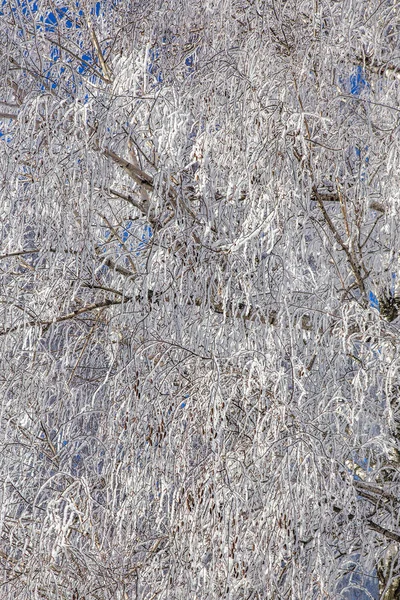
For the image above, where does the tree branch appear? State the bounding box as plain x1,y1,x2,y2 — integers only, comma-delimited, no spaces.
84,12,113,83
367,520,400,544
362,56,400,81
312,186,367,302
106,187,150,216
0,249,40,260
104,148,154,190
0,298,125,337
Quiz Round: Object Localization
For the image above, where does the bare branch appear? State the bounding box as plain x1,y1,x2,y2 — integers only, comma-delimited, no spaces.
367,520,400,544
84,12,113,83
104,147,154,190
312,186,367,301
0,298,126,337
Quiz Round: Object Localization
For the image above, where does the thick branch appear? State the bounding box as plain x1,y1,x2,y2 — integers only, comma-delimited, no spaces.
107,187,150,216
0,249,40,260
104,148,153,190
0,246,136,278
313,191,385,214
367,520,400,544
85,13,113,83
355,480,398,504
100,255,136,277
312,186,367,302
0,298,125,337
0,111,18,120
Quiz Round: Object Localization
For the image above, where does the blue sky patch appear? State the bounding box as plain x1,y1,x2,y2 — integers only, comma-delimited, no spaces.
350,66,368,96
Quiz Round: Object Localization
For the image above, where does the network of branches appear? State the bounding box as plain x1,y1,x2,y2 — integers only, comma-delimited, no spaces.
1,0,400,599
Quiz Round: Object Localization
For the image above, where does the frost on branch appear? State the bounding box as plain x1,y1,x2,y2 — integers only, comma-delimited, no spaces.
1,1,400,599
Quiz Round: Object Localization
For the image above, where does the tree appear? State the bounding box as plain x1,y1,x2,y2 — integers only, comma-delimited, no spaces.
1,0,400,598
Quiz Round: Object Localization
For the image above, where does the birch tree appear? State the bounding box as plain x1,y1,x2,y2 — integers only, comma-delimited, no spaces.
1,0,400,598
